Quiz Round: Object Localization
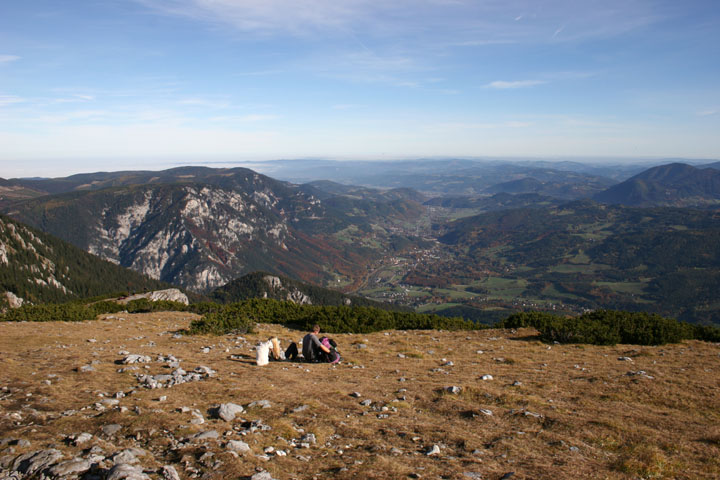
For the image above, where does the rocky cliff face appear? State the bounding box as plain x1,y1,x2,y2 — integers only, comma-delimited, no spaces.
6,171,370,292
5,168,425,293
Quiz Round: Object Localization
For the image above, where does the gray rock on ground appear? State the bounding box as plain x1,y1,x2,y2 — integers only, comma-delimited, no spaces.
123,355,152,364
426,444,441,456
226,440,251,454
160,465,181,480
11,449,64,476
251,471,275,480
247,399,272,409
111,448,147,465
106,463,151,480
71,432,92,447
190,430,220,442
215,403,244,422
102,424,123,436
47,458,92,477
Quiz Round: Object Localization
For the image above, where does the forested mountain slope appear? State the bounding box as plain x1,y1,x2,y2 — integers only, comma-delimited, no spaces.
0,214,168,309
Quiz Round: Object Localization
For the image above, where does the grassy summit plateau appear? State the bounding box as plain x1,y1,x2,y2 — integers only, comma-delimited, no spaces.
1,312,718,479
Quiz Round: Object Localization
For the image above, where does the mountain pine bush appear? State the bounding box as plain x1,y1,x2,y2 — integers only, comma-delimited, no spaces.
496,310,714,345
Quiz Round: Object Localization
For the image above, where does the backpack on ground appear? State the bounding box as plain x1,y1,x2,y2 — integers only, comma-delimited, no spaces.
320,337,341,364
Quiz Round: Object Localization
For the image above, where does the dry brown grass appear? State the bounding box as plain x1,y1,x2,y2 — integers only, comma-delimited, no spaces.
1,313,719,479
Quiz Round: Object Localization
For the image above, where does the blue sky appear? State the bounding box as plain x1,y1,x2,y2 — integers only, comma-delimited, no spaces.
1,0,719,177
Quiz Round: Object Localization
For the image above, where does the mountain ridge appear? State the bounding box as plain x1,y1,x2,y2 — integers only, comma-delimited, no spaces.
0,214,169,309
593,162,720,207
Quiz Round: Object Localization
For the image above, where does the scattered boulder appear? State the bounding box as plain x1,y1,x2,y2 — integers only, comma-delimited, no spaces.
251,471,275,480
3,291,24,309
445,386,462,394
11,449,64,476
190,430,219,442
102,424,123,437
70,433,93,446
426,444,441,456
123,355,152,365
247,399,272,409
111,448,145,465
47,458,92,477
106,463,151,480
215,403,244,422
160,465,181,480
226,440,251,454
122,288,189,305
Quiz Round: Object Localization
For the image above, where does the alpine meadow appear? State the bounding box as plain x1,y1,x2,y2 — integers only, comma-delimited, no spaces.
1,1,720,479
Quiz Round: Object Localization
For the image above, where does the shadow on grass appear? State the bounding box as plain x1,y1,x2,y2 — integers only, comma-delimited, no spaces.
507,334,543,342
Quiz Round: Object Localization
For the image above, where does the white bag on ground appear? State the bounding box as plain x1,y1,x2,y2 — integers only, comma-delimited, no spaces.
256,340,272,366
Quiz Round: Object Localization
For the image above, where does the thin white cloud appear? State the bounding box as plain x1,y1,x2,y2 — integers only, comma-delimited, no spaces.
232,69,283,77
53,94,96,104
134,0,663,45
332,104,361,110
0,55,20,65
435,120,533,129
207,114,279,123
0,95,23,107
697,109,718,117
178,98,230,109
485,80,546,89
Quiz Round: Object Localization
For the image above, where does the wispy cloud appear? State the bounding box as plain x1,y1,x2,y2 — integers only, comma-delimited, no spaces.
207,114,279,123
485,80,546,89
0,55,20,65
0,95,23,107
53,94,96,104
178,98,230,109
332,104,361,110
435,120,533,130
697,109,718,117
135,0,662,44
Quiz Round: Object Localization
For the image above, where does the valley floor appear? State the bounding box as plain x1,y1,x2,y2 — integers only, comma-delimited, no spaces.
1,313,719,479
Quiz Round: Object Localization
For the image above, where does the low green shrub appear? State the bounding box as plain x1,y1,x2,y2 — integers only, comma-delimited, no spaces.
188,305,255,335
496,309,714,346
2,303,100,322
186,298,478,335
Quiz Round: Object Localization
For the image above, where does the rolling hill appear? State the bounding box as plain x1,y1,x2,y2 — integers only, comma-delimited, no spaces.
429,200,720,323
594,163,720,207
209,271,407,310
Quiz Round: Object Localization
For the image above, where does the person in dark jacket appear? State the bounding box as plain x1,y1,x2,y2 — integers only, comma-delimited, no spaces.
302,324,331,362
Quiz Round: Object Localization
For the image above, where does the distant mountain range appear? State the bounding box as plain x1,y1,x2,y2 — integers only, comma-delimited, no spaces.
260,158,622,198
594,163,720,207
2,167,425,292
0,214,168,309
1,159,719,323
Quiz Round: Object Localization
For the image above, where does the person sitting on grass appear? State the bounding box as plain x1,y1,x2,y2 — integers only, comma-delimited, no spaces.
302,324,331,363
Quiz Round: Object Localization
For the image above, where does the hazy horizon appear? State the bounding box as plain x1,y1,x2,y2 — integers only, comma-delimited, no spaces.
2,1,719,177
3,155,718,181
